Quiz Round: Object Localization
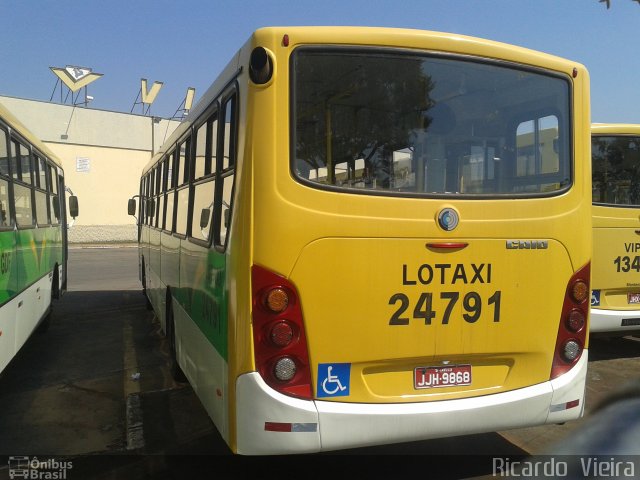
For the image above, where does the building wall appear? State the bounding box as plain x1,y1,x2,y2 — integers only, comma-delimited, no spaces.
0,95,180,243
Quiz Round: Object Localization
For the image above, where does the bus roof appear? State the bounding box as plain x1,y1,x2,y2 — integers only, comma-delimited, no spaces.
0,101,64,168
142,25,587,175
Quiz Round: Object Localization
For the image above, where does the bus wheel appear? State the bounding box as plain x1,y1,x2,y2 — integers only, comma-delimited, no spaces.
166,299,187,383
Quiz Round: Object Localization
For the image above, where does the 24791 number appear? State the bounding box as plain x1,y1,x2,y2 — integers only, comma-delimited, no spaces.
388,290,502,325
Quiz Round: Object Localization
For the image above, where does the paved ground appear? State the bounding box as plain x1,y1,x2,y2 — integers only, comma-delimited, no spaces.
0,246,639,479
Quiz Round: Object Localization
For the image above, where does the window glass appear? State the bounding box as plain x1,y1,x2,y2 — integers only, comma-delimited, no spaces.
36,155,47,189
158,161,164,193
49,165,58,194
0,178,11,227
165,191,174,232
194,121,208,180
592,135,640,205
167,152,175,188
146,194,154,224
19,144,32,184
175,187,189,235
149,169,156,197
10,141,19,181
13,184,33,227
293,50,571,197
0,129,9,176
49,166,60,225
178,142,188,185
156,195,164,228
218,174,234,246
35,190,48,225
222,97,235,170
191,179,215,241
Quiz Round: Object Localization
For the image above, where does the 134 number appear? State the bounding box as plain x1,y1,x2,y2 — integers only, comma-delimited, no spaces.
614,256,640,273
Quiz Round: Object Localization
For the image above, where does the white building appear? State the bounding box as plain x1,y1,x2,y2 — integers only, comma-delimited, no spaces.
0,95,180,243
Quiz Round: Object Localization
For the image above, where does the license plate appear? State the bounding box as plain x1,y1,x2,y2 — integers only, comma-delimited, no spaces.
628,293,640,304
414,364,471,389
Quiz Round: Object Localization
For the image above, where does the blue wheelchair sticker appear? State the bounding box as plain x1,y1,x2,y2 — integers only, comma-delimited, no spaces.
591,290,600,307
317,363,351,398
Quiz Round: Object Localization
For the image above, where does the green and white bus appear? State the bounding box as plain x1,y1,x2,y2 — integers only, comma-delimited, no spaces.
0,102,78,374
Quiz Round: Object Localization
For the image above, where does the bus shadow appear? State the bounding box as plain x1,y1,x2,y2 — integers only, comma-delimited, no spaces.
588,335,640,361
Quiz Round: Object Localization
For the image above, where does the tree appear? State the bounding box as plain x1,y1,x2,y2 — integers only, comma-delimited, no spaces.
293,52,435,186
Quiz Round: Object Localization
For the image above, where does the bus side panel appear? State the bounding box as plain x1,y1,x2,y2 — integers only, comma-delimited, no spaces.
0,228,17,372
175,238,229,440
159,233,180,328
14,229,38,347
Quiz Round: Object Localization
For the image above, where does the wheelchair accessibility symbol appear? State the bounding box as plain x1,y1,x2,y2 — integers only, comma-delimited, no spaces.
591,290,600,307
317,363,351,398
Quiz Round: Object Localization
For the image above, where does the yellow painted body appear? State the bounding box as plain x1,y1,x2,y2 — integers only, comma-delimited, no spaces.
239,27,591,405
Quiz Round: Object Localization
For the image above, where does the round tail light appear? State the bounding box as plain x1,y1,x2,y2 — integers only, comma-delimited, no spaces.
562,340,581,362
570,280,588,304
274,357,297,381
270,321,294,347
265,287,289,313
566,309,585,333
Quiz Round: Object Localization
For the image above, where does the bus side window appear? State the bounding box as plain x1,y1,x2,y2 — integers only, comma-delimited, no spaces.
0,178,11,227
48,164,59,224
219,174,233,245
18,142,32,185
13,183,33,227
191,179,215,241
0,128,10,227
216,93,236,248
0,127,9,176
189,109,218,244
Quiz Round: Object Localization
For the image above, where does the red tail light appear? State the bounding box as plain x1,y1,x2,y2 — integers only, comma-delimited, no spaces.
550,263,589,379
251,265,312,399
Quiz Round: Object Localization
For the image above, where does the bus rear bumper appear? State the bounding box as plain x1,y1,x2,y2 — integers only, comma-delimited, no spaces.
235,352,587,455
590,308,640,333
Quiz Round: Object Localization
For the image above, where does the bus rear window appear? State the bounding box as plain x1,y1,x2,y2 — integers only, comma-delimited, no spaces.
592,135,640,206
292,49,571,197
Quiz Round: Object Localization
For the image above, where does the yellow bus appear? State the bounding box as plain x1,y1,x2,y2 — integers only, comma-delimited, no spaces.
129,27,591,454
591,124,640,334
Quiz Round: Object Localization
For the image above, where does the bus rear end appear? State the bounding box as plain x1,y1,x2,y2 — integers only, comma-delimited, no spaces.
235,27,591,454
591,124,640,334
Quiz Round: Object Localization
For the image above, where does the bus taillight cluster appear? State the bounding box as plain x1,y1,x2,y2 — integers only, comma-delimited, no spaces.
550,263,590,380
251,265,312,399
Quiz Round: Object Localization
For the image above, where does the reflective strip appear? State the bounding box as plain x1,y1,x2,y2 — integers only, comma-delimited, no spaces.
550,399,580,412
292,423,318,433
264,422,318,433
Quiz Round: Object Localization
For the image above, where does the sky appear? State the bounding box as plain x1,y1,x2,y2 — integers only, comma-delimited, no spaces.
0,0,638,122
